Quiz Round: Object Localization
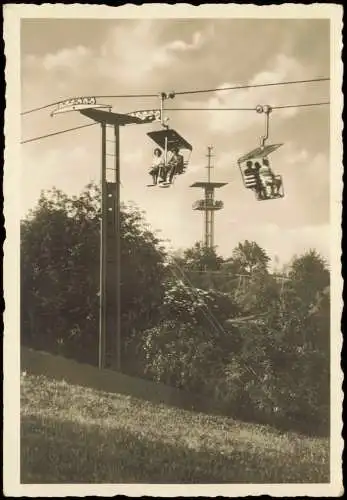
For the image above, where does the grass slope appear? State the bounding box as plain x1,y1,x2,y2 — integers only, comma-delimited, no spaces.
21,374,329,484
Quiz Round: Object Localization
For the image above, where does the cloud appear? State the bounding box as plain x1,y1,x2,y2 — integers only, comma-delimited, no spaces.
43,46,93,72
97,21,208,84
165,31,204,53
285,146,309,165
24,21,209,88
24,45,93,73
281,147,329,203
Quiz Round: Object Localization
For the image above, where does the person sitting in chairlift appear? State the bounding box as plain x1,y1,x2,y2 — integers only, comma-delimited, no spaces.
258,158,276,197
249,161,265,199
157,150,172,184
167,146,184,183
150,148,163,185
158,159,170,183
262,157,281,196
244,160,259,180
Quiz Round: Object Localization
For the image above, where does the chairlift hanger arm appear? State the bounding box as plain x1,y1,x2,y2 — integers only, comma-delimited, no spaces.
159,91,176,129
256,105,272,148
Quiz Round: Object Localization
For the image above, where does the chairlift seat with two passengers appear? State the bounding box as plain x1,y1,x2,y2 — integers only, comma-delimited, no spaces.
237,105,285,201
147,128,193,188
238,146,285,201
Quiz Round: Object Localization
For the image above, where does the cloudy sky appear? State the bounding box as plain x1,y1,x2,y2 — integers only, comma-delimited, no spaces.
20,17,330,267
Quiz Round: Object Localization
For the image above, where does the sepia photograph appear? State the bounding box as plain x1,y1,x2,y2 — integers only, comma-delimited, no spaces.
3,3,343,497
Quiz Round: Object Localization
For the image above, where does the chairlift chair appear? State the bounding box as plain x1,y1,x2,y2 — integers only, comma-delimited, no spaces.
237,105,285,201
147,128,193,188
237,144,284,201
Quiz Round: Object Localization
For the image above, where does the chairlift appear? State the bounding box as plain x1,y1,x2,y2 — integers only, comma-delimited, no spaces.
147,128,193,187
237,105,284,201
146,92,193,188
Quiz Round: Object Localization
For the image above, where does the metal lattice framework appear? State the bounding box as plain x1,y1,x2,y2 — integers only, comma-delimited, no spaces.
190,147,227,248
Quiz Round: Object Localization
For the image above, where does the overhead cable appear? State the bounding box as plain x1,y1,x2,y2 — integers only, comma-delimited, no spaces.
20,123,97,144
21,77,330,116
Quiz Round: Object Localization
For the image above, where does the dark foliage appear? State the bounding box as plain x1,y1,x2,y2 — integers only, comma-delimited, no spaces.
21,185,330,436
21,184,167,367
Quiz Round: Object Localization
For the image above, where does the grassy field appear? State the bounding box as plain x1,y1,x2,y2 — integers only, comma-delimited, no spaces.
21,373,329,484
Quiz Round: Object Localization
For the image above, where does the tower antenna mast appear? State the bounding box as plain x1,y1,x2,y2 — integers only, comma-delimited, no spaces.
191,146,228,249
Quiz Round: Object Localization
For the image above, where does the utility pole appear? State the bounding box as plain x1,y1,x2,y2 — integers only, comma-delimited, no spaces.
191,146,227,249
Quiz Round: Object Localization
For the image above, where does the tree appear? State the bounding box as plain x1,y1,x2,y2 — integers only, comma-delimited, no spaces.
140,241,330,436
225,240,271,276
182,242,224,271
259,250,331,434
288,249,330,305
220,241,273,311
20,183,167,369
21,185,101,363
169,242,225,291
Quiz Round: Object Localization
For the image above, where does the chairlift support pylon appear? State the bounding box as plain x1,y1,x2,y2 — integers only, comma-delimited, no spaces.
51,96,174,371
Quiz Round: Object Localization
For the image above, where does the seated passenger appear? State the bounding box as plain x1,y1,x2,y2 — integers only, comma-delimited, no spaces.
159,161,170,183
250,161,265,199
258,158,276,196
274,176,282,196
244,160,258,183
149,148,163,185
244,160,254,175
167,147,184,183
